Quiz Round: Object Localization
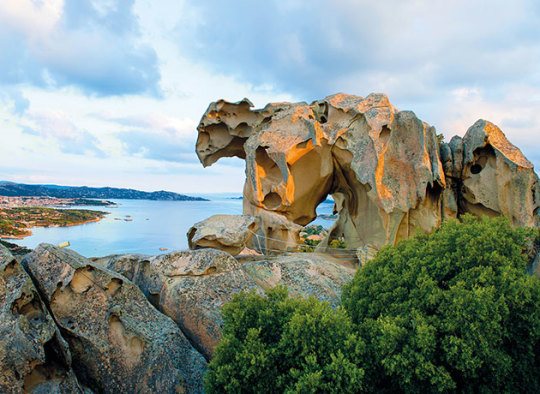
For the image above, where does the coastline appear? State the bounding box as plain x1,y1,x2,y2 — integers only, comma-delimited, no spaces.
0,209,108,240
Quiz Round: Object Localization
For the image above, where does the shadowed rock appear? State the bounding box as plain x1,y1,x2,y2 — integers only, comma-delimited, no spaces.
0,245,83,393
22,244,206,394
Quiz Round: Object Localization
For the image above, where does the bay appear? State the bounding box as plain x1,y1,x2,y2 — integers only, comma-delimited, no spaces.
10,194,334,257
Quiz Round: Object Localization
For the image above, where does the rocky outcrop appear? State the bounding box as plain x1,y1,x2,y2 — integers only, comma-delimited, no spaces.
98,249,259,359
196,93,539,252
459,120,538,227
0,245,83,393
97,249,355,358
22,244,207,394
242,253,355,308
187,214,259,255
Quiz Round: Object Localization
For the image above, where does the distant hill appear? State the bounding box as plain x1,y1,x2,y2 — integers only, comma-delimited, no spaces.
0,181,208,201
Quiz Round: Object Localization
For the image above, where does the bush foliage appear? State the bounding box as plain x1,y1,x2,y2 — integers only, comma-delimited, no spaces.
204,287,364,393
206,216,540,393
342,216,540,392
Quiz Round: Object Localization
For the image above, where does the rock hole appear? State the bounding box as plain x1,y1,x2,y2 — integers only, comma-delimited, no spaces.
23,335,70,392
105,278,123,297
263,192,282,210
12,292,45,324
70,268,95,294
108,314,145,367
3,260,17,276
471,164,482,174
204,266,217,275
379,125,391,145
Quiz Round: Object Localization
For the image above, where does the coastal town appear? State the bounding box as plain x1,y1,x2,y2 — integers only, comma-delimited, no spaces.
0,196,115,208
0,196,109,239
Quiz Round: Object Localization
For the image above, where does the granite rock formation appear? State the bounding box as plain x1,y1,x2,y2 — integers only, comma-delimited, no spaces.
196,93,539,253
96,249,259,360
96,249,354,358
22,244,207,393
0,245,84,393
187,214,259,255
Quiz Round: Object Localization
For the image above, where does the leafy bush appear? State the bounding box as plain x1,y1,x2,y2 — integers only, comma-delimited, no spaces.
205,287,365,393
206,216,540,393
342,215,540,392
303,224,325,236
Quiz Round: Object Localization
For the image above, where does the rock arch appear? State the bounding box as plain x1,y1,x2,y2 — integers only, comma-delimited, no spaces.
195,94,539,253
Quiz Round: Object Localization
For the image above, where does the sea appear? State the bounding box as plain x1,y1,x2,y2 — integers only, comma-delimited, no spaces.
9,194,335,257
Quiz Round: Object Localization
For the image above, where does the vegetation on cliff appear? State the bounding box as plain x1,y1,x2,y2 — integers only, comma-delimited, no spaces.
206,216,540,393
0,207,107,238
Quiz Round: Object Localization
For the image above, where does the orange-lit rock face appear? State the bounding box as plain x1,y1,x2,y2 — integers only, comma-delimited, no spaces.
196,94,539,252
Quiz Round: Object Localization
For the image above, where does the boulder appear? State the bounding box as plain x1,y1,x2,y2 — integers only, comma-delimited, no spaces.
459,120,538,228
22,244,206,394
97,249,259,360
98,249,355,358
0,245,83,393
242,253,355,308
196,93,539,252
151,249,261,359
187,214,259,255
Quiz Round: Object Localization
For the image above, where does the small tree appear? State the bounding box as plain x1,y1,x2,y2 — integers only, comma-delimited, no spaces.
205,287,365,393
342,215,540,392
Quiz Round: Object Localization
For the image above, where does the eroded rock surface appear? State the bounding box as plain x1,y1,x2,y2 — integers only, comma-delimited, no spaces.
187,214,259,255
242,253,355,308
22,244,206,394
196,93,539,252
97,249,259,359
0,245,83,393
98,249,355,358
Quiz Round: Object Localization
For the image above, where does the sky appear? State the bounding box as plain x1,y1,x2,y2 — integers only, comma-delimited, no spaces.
0,0,539,194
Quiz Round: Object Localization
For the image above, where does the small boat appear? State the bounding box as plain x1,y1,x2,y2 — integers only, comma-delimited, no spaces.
58,241,70,248
159,247,168,251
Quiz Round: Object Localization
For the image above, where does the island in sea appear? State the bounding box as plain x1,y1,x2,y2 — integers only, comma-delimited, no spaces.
0,181,208,240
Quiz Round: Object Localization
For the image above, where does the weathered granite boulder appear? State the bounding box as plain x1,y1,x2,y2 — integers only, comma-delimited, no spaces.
187,214,260,255
0,245,83,393
22,244,206,394
196,93,539,252
97,249,355,358
96,249,259,359
152,250,260,359
242,253,355,308
459,120,539,228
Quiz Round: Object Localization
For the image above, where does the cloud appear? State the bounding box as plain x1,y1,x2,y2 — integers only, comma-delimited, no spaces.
178,0,540,100
176,0,540,171
120,130,194,163
93,112,199,163
22,110,105,156
0,0,160,96
0,89,30,115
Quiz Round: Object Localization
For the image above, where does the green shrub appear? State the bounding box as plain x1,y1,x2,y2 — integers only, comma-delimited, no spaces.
342,215,540,392
206,216,540,393
205,287,365,393
329,238,346,249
